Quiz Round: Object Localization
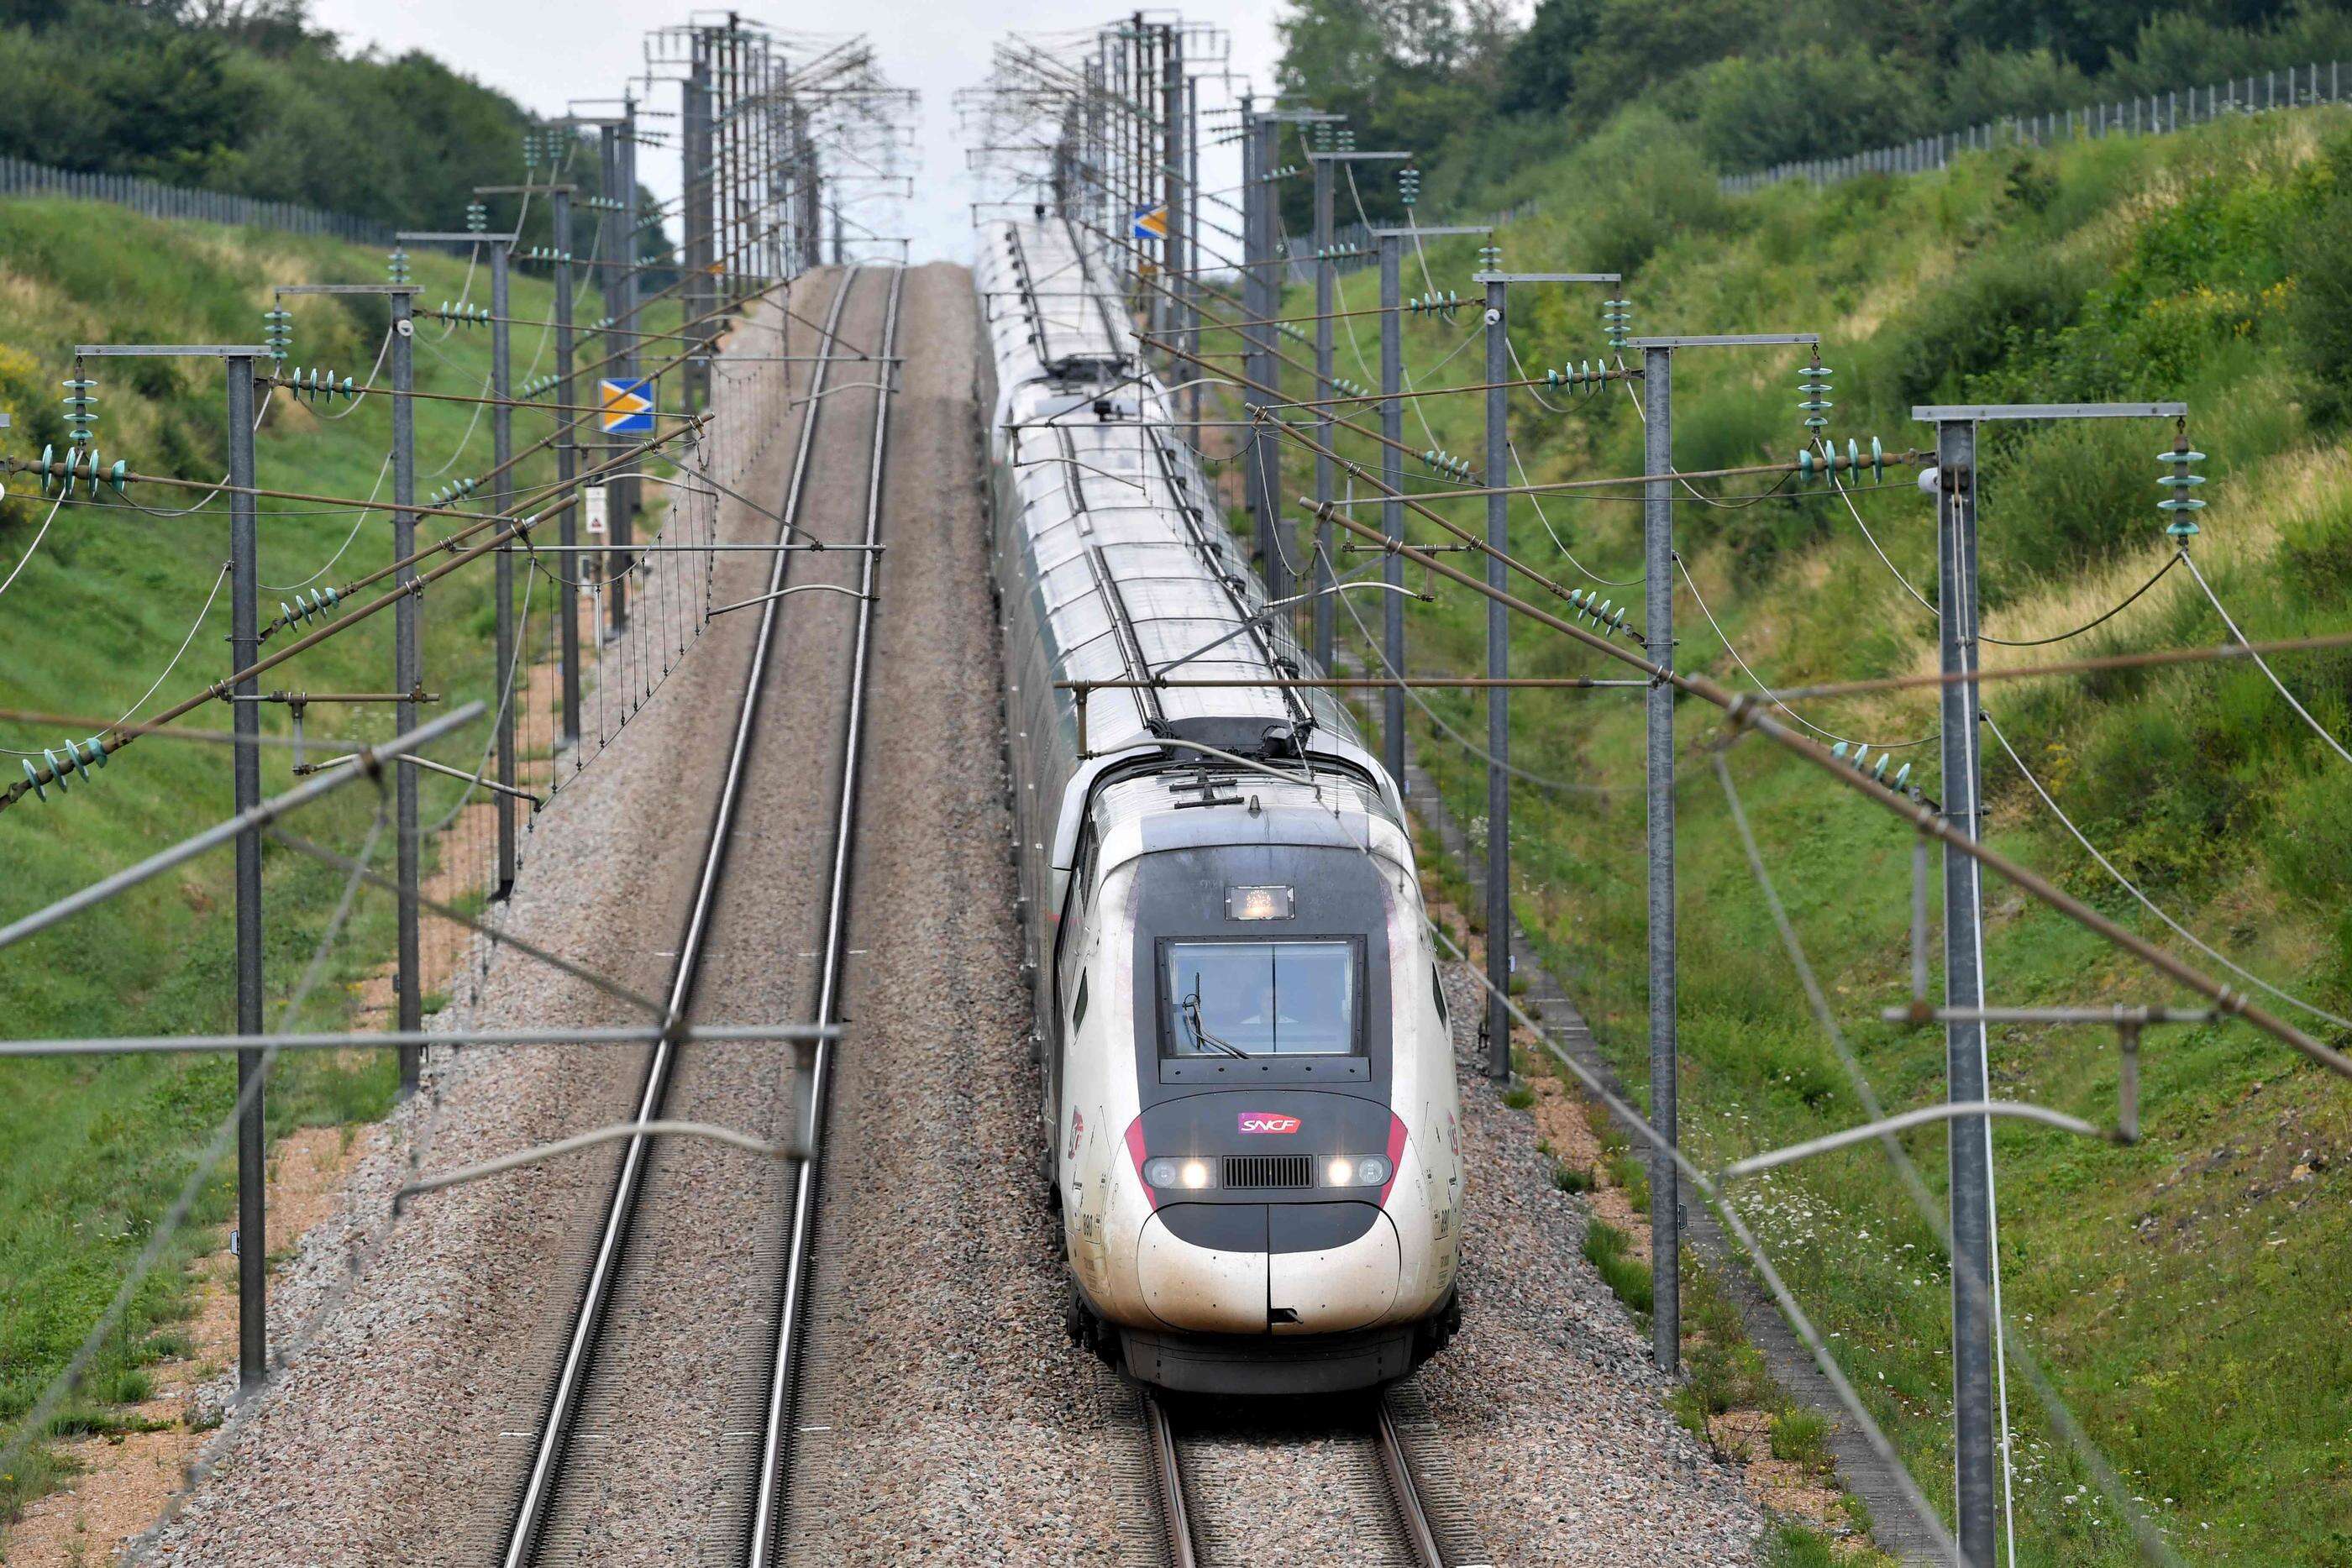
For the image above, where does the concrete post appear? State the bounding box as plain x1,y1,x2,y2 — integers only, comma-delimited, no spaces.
1378,233,1405,793
1642,345,1680,1374
600,122,626,637
1935,416,1997,1567
491,244,516,899
1312,151,1336,669
226,354,265,1391
391,293,421,1092
683,39,713,411
1483,276,1509,1082
553,188,581,747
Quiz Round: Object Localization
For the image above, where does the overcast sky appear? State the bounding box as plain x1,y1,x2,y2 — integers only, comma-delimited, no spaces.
307,0,1286,265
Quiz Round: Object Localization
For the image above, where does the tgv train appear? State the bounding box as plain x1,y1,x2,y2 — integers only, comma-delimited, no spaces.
975,212,1463,1394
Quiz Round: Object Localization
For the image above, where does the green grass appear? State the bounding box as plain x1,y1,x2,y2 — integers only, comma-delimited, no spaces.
0,197,685,1530
1583,1219,1655,1317
1210,104,2352,1561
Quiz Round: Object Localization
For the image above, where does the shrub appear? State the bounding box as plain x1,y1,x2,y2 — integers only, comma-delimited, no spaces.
1688,45,1924,174
2289,187,2352,425
1872,247,2093,410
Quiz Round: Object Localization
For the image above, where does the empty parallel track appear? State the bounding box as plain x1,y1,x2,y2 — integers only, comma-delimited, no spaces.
497,260,902,1567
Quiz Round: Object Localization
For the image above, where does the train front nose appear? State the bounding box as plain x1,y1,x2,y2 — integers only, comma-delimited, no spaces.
1126,1088,1410,1337
1136,1198,1401,1334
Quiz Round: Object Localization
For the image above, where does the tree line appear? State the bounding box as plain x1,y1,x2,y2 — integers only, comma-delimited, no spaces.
1273,0,2352,227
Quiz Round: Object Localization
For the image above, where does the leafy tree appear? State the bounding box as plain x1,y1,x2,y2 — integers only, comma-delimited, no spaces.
1499,0,1600,117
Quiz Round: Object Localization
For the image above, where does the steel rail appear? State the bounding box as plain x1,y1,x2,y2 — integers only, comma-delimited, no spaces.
498,266,865,1568
1137,1392,1445,1568
744,260,904,1563
1373,1398,1448,1568
1142,1392,1200,1568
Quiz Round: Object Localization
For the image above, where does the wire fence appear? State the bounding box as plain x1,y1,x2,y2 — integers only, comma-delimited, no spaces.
0,154,393,244
1723,59,2351,195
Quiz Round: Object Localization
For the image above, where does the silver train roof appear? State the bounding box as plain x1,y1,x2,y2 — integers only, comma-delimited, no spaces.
974,214,1399,824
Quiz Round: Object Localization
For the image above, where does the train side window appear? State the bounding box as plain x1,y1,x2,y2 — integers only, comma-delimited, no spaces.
1431,964,1450,1031
1072,971,1089,1031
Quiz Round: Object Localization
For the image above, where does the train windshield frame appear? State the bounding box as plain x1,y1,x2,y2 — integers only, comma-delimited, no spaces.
1159,938,1363,1059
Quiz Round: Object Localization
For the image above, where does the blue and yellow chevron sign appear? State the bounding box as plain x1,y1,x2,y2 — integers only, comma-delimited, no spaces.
599,377,654,435
1131,205,1168,242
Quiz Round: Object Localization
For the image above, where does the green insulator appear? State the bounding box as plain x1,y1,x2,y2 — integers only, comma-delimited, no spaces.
2158,444,2208,536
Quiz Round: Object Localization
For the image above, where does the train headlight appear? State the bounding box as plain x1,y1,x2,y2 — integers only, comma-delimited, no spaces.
1320,1155,1392,1188
1142,1156,1217,1190
1226,884,1294,920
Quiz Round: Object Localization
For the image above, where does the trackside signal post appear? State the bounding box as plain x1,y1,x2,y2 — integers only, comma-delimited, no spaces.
1913,396,2185,1567
1627,330,1814,1377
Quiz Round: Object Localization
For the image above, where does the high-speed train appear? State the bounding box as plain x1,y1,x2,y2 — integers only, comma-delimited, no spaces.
975,212,1464,1394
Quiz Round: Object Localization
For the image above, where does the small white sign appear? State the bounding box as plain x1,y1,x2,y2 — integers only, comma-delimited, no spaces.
585,485,608,537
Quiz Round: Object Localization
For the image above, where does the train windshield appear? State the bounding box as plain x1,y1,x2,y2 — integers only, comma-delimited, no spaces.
1163,941,1359,1057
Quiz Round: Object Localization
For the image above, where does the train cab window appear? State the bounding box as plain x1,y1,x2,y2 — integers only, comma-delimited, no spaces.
1163,940,1360,1058
1071,972,1089,1031
1431,964,1450,1032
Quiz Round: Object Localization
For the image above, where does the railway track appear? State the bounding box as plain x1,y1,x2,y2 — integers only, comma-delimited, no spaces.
496,260,902,1567
1139,1386,1490,1568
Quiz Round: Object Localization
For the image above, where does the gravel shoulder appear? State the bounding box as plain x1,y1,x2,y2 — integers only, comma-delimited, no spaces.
1413,959,1767,1565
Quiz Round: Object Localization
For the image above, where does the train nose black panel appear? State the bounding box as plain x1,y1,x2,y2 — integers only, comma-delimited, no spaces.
1268,1201,1381,1252
1152,1201,1380,1254
1154,1203,1268,1252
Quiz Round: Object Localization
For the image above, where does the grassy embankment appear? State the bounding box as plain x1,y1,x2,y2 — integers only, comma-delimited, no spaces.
1212,106,2352,1562
0,200,679,1525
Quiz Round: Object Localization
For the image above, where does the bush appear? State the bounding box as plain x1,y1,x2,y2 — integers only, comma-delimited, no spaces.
1941,44,2088,128
1872,247,2094,410
2290,187,2352,425
1688,45,1924,173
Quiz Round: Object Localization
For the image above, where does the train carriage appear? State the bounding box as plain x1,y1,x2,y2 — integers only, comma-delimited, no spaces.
976,213,1463,1393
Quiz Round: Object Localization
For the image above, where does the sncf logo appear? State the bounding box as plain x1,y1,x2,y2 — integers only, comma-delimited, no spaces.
1236,1112,1302,1135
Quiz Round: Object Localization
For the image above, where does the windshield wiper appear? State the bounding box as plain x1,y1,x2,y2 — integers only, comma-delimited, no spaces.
1182,991,1248,1059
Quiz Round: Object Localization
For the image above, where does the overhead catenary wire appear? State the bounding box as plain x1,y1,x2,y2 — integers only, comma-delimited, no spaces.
2178,548,2352,767
1984,709,2351,1029
1712,751,2180,1568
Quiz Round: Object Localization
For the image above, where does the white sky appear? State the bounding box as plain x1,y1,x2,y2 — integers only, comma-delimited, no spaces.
307,0,1286,265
